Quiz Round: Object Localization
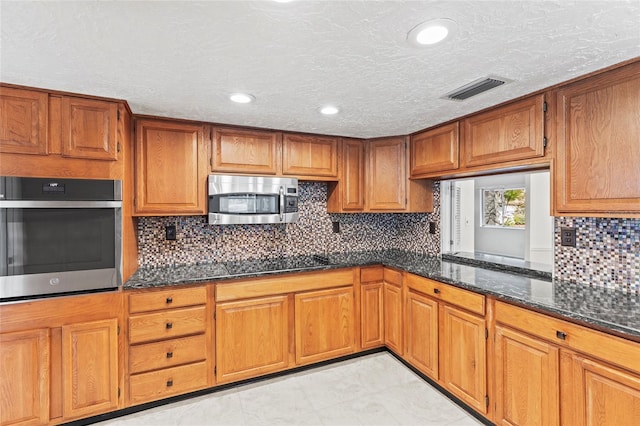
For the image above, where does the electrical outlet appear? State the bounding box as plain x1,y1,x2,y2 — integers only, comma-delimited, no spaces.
332,222,340,233
429,221,437,235
560,227,576,247
165,225,177,241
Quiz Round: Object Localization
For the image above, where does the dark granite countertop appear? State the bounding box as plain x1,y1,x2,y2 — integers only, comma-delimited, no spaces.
125,250,640,341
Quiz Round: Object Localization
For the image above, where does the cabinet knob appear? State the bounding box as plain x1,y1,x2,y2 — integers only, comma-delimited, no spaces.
166,379,173,387
166,351,173,359
556,330,567,340
433,288,441,294
166,322,173,330
166,297,173,304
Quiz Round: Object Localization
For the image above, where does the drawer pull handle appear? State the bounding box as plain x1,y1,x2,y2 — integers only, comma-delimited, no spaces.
166,322,173,330
166,379,173,387
166,297,173,304
166,351,173,359
433,288,441,294
556,331,567,340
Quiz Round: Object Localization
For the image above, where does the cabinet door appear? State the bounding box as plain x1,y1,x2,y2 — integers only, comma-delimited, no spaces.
495,326,559,426
383,282,403,355
360,282,384,349
61,319,118,420
282,133,338,178
62,96,118,161
212,127,280,175
410,122,459,176
0,87,48,155
216,295,290,384
135,119,207,215
462,95,544,168
441,304,487,414
567,354,640,426
555,62,640,213
0,329,49,426
295,287,354,365
368,137,406,210
404,290,438,379
341,139,366,210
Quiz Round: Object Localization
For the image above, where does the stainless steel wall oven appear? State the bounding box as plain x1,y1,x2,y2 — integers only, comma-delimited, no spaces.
0,177,122,301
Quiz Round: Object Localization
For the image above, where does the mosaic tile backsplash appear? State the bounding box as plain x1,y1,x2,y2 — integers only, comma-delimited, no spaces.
137,182,441,267
554,217,640,292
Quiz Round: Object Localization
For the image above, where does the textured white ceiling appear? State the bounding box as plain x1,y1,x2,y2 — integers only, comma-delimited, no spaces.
1,1,639,138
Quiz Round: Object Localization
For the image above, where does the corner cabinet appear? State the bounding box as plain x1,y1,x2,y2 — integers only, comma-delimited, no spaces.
410,122,460,177
462,94,545,168
359,266,385,349
134,118,208,215
211,126,281,175
282,133,339,179
554,61,640,215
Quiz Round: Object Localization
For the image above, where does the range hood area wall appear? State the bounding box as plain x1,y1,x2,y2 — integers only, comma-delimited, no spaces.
136,182,441,268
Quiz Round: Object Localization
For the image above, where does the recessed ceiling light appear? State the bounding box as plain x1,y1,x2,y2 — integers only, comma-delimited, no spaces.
229,93,255,104
320,106,339,115
407,18,457,46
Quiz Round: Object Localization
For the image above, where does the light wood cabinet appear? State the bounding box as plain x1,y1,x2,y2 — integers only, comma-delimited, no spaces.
340,138,366,211
61,97,118,161
134,118,208,215
61,319,119,419
383,269,404,356
282,133,338,178
410,122,459,177
495,325,559,426
0,329,50,426
404,289,439,379
0,86,48,156
368,137,407,210
554,61,640,215
462,95,545,168
211,127,281,175
360,266,385,349
215,295,291,384
126,286,211,405
295,286,355,365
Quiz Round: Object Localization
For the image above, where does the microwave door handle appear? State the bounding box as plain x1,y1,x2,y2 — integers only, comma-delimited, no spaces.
279,187,285,221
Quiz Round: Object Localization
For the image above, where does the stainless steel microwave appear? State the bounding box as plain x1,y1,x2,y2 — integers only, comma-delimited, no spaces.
0,177,122,302
208,175,299,225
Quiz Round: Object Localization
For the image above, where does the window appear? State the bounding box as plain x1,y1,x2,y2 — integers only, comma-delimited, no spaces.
482,188,526,228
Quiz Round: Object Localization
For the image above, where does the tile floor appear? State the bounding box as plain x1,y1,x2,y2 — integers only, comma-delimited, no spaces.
96,352,485,426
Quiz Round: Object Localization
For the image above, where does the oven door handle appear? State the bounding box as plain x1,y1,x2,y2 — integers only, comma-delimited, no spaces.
279,187,285,222
0,201,122,208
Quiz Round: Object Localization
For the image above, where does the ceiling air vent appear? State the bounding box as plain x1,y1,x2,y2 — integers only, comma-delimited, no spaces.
443,76,510,101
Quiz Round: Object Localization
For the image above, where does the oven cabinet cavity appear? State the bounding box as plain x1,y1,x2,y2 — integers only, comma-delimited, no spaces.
0,293,122,426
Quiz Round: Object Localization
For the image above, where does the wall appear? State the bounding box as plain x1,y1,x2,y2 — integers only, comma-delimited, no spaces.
136,182,440,267
554,217,640,293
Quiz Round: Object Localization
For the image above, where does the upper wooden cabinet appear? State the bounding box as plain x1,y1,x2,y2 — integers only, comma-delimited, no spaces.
134,118,208,215
368,137,407,210
410,122,459,177
0,86,48,155
62,97,118,161
462,94,545,168
282,133,338,178
554,61,640,215
211,127,280,175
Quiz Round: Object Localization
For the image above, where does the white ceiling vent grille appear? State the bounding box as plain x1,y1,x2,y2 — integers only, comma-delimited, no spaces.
442,76,510,101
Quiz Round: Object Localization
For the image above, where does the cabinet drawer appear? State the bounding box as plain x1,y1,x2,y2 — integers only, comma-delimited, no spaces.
129,361,208,405
360,266,383,284
383,268,402,287
128,287,207,314
129,334,207,374
495,301,640,374
129,306,206,344
405,274,484,316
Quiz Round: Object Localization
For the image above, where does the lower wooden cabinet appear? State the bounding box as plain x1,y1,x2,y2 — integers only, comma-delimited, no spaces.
295,286,355,365
129,362,208,406
61,319,119,419
404,289,438,379
563,353,640,426
360,282,385,349
495,325,560,426
441,304,487,415
383,282,404,355
0,329,50,426
215,295,291,384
